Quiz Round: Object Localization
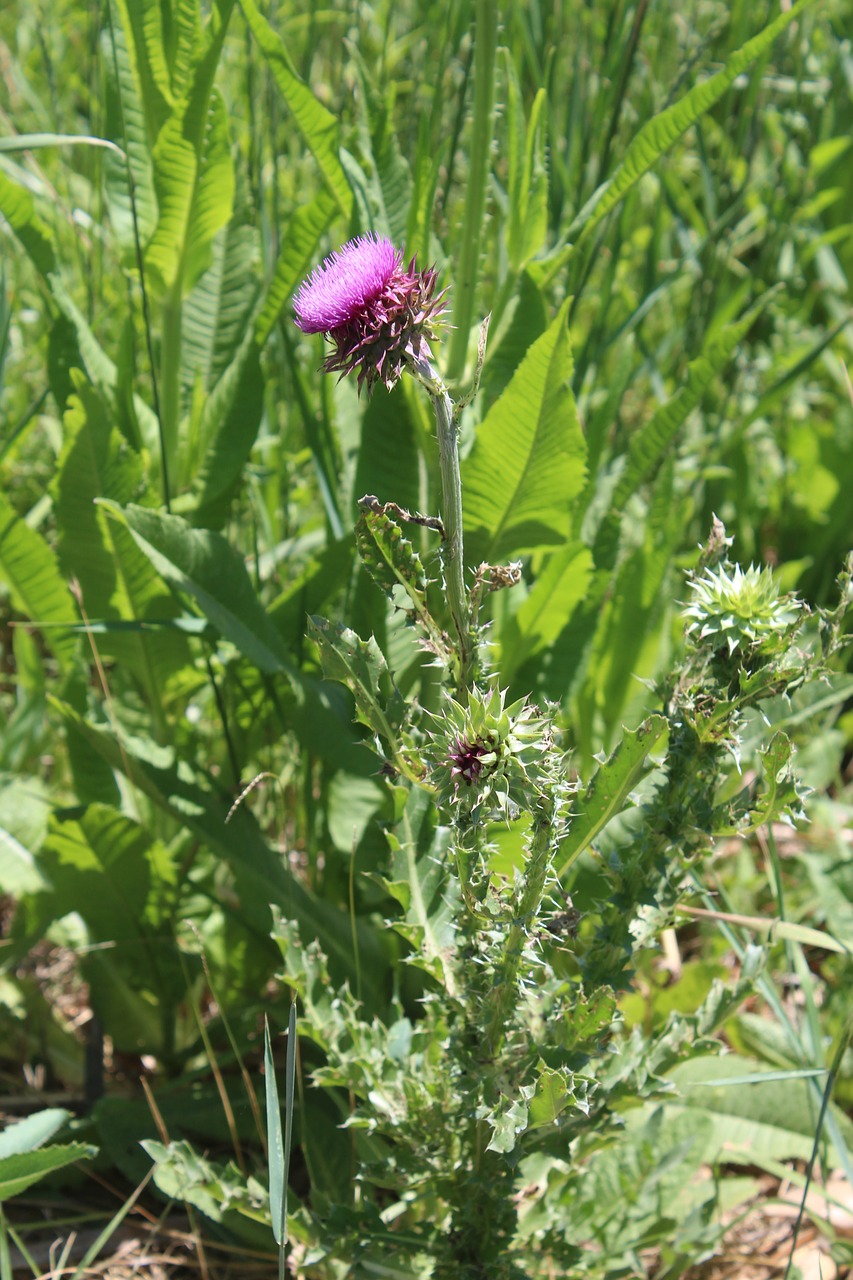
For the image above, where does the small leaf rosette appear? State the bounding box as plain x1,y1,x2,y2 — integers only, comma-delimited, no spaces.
293,234,446,396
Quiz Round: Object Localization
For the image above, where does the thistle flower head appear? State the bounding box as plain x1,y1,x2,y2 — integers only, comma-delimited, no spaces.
683,562,800,657
293,234,446,396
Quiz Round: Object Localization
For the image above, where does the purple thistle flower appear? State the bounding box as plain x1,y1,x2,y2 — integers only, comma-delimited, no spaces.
293,233,446,396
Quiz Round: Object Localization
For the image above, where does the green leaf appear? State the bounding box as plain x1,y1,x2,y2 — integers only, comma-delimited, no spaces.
188,330,265,526
238,0,353,217
52,377,190,714
556,715,667,879
570,0,816,246
253,188,337,349
48,699,381,1004
101,502,294,674
182,215,259,397
378,785,457,991
0,1109,70,1159
462,300,587,564
308,617,410,771
0,492,77,672
506,55,548,272
145,8,236,293
499,542,593,685
101,13,158,251
0,1145,97,1202
0,169,57,277
0,824,48,896
594,298,770,567
349,53,412,245
528,1066,573,1130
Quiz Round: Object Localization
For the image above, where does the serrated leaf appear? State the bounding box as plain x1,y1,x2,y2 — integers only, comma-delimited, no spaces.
557,715,667,878
0,1144,97,1202
239,0,352,217
0,1110,70,1159
308,616,409,767
145,9,236,293
570,0,816,246
528,1066,572,1130
182,215,259,396
101,502,293,674
462,300,587,564
379,785,457,991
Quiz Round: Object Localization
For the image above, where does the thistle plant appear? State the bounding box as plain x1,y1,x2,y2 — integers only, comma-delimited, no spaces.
274,242,853,1278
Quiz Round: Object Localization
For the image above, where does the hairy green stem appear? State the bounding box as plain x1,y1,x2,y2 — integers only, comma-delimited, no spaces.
410,352,473,689
446,0,498,381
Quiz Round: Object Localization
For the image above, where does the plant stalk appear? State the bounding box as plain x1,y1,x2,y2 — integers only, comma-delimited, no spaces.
446,0,498,381
160,286,183,489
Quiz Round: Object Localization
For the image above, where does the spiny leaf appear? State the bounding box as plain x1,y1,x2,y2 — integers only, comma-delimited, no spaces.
557,715,668,879
308,616,410,769
100,502,293,674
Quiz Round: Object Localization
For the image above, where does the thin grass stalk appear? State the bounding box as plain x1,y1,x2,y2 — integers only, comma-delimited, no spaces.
446,0,498,381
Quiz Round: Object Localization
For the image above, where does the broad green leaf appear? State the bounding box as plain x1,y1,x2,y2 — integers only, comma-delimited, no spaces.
0,1145,97,1203
0,492,77,672
0,1109,70,1159
147,63,235,294
52,377,190,716
182,215,259,397
556,715,667,879
594,298,769,568
462,300,587,564
0,825,48,895
100,502,294,675
253,188,337,349
101,14,158,251
667,1055,853,1168
499,542,593,685
188,331,265,526
47,276,161,461
238,0,353,217
0,170,57,277
570,0,816,246
49,699,383,1005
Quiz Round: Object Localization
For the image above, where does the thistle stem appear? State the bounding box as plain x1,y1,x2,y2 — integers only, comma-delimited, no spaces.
410,353,473,691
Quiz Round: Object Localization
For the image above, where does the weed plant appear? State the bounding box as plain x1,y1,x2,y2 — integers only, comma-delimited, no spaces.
0,1,852,1276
